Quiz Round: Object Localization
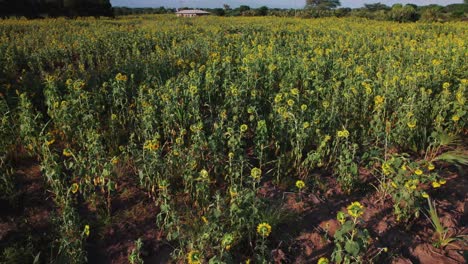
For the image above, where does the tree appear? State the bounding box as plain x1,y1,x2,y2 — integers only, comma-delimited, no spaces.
306,0,341,9
238,5,251,13
212,8,225,16
0,0,113,17
256,6,268,16
364,2,389,12
388,4,418,22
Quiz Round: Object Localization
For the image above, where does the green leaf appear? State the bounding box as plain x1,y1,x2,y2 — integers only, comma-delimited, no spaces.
435,151,468,165
345,240,360,256
332,244,343,263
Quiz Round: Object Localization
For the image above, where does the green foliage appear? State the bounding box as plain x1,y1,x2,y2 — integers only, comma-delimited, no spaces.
425,198,466,248
128,238,144,264
381,155,439,223
0,16,466,263
388,4,419,22
306,0,341,9
0,0,113,18
332,202,370,263
0,97,16,200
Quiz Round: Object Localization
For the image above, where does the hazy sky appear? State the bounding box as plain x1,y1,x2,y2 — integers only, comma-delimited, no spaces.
111,0,463,9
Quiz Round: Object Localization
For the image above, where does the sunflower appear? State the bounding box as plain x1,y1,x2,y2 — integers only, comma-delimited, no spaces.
115,73,128,82
199,169,209,179
84,225,90,237
257,222,272,238
337,129,350,138
347,201,364,218
111,157,119,165
250,167,262,180
295,180,305,190
71,183,79,194
407,120,416,129
317,257,329,264
221,233,234,250
427,163,435,171
143,139,160,151
187,250,202,264
63,148,73,157
382,162,392,175
240,124,248,133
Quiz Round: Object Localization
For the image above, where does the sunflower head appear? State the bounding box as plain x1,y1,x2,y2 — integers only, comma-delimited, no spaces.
295,180,305,190
256,222,272,238
187,250,202,264
240,124,248,133
250,167,262,180
317,257,329,264
63,148,73,157
347,201,364,218
84,225,90,237
71,183,79,194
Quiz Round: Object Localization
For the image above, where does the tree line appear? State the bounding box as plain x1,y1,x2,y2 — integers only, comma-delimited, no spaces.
114,1,467,22
1,0,466,22
0,0,112,18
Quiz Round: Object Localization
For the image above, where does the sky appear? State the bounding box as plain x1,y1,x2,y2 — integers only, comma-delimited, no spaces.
110,0,464,9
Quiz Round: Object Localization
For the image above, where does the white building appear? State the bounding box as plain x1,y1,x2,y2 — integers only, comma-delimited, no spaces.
176,9,210,17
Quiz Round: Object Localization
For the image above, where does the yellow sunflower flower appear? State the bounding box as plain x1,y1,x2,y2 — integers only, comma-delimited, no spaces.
63,148,73,157
407,120,416,129
240,124,248,133
296,180,305,190
187,250,202,264
257,222,272,238
428,163,435,171
71,183,79,194
347,201,364,218
250,167,262,180
318,257,329,264
84,225,90,237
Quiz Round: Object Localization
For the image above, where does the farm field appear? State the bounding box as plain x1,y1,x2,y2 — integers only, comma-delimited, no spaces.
0,15,467,263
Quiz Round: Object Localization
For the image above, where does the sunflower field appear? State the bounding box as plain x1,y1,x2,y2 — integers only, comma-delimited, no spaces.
0,15,466,263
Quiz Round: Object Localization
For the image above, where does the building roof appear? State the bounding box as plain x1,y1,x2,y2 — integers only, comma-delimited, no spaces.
176,9,210,14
